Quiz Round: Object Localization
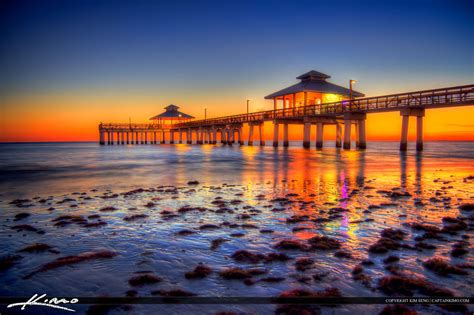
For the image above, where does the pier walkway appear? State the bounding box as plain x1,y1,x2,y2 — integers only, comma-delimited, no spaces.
99,84,474,151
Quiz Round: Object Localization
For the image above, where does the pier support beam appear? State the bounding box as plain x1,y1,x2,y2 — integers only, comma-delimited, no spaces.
248,124,254,146
161,131,165,144
259,124,265,146
336,123,342,148
355,122,359,148
358,119,366,149
170,130,175,144
178,130,182,144
238,128,243,145
135,132,139,144
316,123,324,148
343,113,366,150
303,122,311,148
99,132,105,145
273,122,279,147
399,108,424,151
144,132,148,144
343,119,351,149
400,115,409,151
186,129,191,144
227,129,233,145
283,123,289,147
416,116,423,151
121,132,125,145
126,132,129,144
221,129,226,145
197,128,203,144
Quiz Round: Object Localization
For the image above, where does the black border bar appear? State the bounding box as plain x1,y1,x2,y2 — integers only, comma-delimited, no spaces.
0,297,471,305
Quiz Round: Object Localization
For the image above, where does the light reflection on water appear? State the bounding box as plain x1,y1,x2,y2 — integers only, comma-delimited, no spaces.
0,142,472,314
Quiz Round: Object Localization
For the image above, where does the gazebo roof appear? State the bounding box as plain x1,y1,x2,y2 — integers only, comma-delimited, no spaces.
264,70,364,99
150,104,195,120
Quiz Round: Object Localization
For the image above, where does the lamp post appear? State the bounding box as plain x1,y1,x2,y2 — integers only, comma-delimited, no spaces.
246,99,251,114
349,80,356,100
204,108,207,120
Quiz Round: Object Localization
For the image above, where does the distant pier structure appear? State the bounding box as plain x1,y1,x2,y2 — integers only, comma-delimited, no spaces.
99,70,474,151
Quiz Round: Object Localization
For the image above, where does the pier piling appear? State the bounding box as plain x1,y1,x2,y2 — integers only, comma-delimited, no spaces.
273,122,279,147
335,123,342,148
316,123,324,148
283,123,289,147
303,122,311,148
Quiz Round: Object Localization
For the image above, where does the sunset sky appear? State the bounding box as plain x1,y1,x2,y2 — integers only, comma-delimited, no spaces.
1,0,473,142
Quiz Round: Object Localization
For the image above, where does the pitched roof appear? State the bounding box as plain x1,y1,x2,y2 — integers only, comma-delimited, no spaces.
264,70,364,99
150,104,195,120
296,70,331,80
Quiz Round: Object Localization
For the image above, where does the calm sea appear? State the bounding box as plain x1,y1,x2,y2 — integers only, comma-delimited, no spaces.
1,141,473,198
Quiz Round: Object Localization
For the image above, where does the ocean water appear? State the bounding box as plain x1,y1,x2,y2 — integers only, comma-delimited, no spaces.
0,141,473,314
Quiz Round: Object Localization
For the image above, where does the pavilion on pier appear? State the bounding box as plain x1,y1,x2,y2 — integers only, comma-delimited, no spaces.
150,104,194,126
265,70,364,109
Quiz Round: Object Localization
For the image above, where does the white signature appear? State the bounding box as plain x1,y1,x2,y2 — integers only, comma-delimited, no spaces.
7,293,78,312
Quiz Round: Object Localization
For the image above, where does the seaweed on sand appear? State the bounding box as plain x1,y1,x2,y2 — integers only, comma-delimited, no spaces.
24,251,117,279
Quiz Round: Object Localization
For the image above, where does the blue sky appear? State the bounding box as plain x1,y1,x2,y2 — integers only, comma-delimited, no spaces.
1,0,473,96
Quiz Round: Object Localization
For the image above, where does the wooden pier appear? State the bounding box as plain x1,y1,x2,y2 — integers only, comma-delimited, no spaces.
99,74,473,151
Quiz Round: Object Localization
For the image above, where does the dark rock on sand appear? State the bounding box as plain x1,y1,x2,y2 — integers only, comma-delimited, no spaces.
219,267,267,280
383,255,400,264
450,240,469,257
123,214,149,222
308,235,341,250
295,257,314,271
185,264,212,279
381,228,406,240
14,213,31,221
128,273,162,286
459,203,474,211
0,255,22,271
334,250,353,259
18,243,53,253
274,239,308,251
11,224,42,233
264,252,291,263
210,238,228,250
423,257,468,276
231,250,265,264
377,275,453,296
368,229,406,254
176,229,196,236
99,206,118,212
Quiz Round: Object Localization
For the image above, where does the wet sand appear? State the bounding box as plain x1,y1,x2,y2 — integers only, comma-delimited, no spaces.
0,142,473,314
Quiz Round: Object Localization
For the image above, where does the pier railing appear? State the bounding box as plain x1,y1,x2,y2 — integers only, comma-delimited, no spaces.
175,84,474,127
99,123,174,131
